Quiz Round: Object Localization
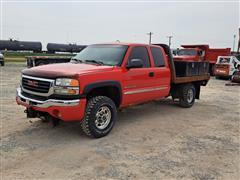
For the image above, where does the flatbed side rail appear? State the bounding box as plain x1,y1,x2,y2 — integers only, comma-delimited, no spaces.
154,43,210,85
173,74,210,84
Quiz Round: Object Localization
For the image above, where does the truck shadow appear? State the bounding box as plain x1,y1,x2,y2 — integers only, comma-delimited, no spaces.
2,98,186,152
116,98,180,127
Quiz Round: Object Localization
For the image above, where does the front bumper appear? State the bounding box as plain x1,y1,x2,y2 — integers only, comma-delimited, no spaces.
16,88,79,108
16,88,86,121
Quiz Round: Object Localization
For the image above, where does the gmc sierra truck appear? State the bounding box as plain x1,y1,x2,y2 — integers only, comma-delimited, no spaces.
16,43,210,138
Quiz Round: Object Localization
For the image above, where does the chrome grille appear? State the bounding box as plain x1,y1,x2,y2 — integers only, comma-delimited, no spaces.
21,75,53,94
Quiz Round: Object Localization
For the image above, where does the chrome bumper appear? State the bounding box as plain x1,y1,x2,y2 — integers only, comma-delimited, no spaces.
16,88,80,108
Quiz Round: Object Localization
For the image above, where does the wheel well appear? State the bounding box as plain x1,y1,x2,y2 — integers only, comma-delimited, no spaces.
86,86,121,107
171,82,200,99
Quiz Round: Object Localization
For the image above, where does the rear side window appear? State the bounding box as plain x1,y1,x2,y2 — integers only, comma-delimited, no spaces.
128,46,150,67
151,47,165,67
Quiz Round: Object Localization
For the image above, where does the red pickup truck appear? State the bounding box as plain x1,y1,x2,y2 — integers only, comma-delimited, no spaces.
16,43,210,138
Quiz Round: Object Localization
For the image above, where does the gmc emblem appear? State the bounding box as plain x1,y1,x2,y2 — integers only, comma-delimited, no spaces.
27,80,38,87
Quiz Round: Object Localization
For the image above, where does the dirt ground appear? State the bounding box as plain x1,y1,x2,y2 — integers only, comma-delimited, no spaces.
1,64,239,180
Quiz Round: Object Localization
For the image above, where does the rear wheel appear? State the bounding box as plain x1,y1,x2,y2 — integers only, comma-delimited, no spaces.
81,96,117,138
179,84,196,108
0,61,4,66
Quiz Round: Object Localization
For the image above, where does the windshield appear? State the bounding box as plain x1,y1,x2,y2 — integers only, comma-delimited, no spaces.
218,57,231,64
72,44,128,66
177,49,198,56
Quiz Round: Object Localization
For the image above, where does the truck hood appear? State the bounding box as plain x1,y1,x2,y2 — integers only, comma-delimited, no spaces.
22,62,114,78
173,56,200,61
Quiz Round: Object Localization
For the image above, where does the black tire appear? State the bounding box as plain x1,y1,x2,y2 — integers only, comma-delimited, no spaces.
179,84,196,108
81,96,117,138
0,61,4,66
231,71,237,81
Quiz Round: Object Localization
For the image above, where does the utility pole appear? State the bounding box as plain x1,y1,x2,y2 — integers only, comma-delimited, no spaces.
233,34,236,52
167,36,173,47
238,28,240,53
147,32,153,44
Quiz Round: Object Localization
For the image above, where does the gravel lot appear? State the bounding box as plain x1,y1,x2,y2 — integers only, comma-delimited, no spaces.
1,64,239,180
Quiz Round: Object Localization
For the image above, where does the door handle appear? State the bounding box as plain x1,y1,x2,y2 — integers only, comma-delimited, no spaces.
149,72,154,77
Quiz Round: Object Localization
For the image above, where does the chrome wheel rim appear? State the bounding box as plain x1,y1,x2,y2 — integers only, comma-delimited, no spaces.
95,106,111,130
187,89,194,103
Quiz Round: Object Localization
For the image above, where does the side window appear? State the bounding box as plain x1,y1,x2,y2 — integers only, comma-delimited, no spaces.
128,46,150,67
150,47,165,67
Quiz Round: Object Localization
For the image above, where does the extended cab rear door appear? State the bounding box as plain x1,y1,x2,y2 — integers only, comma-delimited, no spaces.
149,46,171,98
121,45,170,106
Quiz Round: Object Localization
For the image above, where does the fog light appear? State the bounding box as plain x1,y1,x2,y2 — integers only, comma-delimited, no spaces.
67,89,77,94
54,89,77,95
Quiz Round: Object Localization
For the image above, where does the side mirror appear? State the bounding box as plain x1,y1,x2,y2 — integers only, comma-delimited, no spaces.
126,59,143,69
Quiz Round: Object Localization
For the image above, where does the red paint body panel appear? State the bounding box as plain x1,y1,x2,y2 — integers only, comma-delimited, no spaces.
16,96,87,121
214,64,230,76
205,48,231,64
22,63,114,78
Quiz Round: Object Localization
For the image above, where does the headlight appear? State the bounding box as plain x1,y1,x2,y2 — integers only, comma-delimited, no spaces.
54,78,79,95
55,78,79,87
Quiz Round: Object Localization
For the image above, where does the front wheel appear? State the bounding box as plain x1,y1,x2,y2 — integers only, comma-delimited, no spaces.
0,61,4,66
179,84,196,108
81,96,117,138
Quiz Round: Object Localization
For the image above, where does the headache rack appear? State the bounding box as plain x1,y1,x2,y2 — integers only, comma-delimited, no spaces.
154,43,210,85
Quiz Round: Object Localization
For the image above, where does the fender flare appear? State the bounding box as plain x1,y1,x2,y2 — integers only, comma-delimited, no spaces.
83,80,122,104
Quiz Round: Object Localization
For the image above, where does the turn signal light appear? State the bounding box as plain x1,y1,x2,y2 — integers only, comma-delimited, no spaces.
69,79,79,86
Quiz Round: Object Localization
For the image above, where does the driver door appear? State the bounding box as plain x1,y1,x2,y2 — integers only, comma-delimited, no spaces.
121,46,157,106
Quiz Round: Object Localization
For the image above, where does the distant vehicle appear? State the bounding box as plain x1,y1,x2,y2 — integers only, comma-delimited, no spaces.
0,40,42,52
26,56,73,68
47,43,87,53
215,56,240,79
0,52,4,66
16,43,210,138
174,45,231,75
0,40,87,54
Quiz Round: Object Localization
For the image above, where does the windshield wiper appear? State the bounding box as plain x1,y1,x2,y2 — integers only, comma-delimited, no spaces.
71,58,82,63
84,60,104,65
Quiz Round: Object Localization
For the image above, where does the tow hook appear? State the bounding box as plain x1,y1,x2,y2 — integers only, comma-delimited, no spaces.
52,117,60,127
24,108,37,118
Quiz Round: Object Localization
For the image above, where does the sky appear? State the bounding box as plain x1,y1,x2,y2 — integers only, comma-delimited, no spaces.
0,0,239,50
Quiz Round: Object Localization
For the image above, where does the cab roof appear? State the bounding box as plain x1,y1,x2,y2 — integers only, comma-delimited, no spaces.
91,42,162,47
